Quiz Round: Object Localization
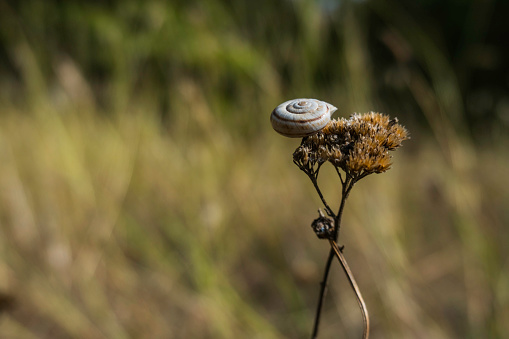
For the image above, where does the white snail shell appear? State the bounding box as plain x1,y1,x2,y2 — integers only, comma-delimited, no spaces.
270,98,337,138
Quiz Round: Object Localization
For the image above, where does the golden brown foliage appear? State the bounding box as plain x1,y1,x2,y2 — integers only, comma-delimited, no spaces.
293,113,409,179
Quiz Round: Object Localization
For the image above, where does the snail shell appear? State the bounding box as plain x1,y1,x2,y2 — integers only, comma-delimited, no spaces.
270,98,337,137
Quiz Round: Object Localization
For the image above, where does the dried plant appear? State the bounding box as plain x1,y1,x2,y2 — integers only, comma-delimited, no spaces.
286,110,409,338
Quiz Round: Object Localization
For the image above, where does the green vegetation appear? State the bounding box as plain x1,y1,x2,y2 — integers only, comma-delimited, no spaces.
0,0,508,338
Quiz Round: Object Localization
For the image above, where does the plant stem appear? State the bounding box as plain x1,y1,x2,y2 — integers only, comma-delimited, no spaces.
311,177,349,339
310,248,335,339
333,176,355,241
310,176,335,218
311,172,360,338
329,239,370,339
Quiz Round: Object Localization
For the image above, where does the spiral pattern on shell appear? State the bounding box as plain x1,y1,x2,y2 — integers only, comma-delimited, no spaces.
270,98,337,138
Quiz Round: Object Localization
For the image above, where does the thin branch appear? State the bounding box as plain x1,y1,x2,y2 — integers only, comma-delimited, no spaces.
311,177,349,338
307,169,366,338
329,239,370,339
309,175,335,218
334,166,344,185
310,248,335,339
333,177,354,241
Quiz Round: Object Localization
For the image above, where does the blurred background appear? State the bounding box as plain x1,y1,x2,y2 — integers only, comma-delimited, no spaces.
0,0,508,338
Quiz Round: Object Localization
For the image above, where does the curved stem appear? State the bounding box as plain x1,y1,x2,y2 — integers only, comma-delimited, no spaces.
311,175,351,338
310,176,335,218
309,169,368,338
333,177,355,241
311,248,335,339
329,239,370,339
334,166,344,185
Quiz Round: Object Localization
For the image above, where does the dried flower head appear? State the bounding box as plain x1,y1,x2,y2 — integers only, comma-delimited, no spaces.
293,112,409,179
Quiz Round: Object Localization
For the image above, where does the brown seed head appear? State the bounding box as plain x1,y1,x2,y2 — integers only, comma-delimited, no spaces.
293,112,409,178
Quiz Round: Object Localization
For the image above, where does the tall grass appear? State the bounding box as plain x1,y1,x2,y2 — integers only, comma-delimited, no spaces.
0,0,508,338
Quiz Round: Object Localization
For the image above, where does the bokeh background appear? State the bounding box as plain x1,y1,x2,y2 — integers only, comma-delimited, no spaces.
0,0,508,338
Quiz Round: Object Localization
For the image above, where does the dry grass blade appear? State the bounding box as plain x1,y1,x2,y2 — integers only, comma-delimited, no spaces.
329,239,370,339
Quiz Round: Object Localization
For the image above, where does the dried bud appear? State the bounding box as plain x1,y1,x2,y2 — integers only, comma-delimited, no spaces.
311,210,334,239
